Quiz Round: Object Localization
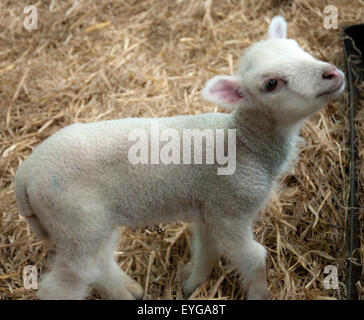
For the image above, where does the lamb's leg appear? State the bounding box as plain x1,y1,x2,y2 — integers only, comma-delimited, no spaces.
93,259,141,300
219,224,268,300
92,231,143,300
37,267,89,299
37,250,96,300
182,223,220,296
37,229,118,300
237,240,268,300
37,230,143,300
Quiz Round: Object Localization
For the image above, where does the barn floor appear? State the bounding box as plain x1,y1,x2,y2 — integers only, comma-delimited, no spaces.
0,0,363,300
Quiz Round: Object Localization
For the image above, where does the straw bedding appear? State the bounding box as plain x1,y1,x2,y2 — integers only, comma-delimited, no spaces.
0,0,363,300
356,82,364,300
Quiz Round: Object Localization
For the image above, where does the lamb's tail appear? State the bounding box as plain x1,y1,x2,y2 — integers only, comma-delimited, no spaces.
14,176,50,242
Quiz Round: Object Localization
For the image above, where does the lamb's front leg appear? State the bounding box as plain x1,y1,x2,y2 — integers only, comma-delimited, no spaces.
236,239,268,300
182,223,220,296
218,220,269,300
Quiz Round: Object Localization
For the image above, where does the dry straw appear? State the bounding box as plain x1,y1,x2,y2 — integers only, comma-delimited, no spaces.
0,0,363,300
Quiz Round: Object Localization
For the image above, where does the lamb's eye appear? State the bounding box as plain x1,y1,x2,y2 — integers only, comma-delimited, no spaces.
265,79,278,91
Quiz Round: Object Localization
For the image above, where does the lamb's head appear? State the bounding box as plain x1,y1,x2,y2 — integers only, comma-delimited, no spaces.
202,16,345,125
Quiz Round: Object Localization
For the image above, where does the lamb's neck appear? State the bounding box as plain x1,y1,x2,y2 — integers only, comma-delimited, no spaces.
231,106,302,176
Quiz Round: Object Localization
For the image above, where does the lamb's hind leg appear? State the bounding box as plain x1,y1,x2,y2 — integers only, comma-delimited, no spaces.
37,264,89,299
92,231,144,300
37,242,99,300
38,232,142,300
37,224,142,300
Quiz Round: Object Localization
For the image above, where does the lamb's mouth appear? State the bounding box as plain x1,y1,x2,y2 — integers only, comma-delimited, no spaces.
317,79,345,97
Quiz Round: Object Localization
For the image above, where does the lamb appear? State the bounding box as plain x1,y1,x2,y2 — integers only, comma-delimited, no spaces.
14,16,345,300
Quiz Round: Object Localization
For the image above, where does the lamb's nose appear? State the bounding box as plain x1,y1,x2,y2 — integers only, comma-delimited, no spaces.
322,68,339,80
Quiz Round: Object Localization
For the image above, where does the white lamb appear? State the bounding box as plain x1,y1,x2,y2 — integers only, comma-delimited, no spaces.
14,16,345,300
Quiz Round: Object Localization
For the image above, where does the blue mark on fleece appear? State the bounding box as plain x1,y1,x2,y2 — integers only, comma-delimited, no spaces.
51,175,61,189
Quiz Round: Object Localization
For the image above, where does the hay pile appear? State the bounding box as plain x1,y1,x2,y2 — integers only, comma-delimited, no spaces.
0,0,363,300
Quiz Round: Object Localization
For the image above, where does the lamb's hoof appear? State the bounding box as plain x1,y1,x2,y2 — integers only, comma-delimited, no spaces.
180,262,193,281
182,276,201,298
127,279,144,300
246,289,270,300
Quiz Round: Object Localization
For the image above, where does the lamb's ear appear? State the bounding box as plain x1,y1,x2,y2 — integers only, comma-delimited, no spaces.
201,75,245,109
267,15,287,39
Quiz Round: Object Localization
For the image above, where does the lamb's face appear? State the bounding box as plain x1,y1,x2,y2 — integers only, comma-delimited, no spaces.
202,16,345,126
238,38,345,122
